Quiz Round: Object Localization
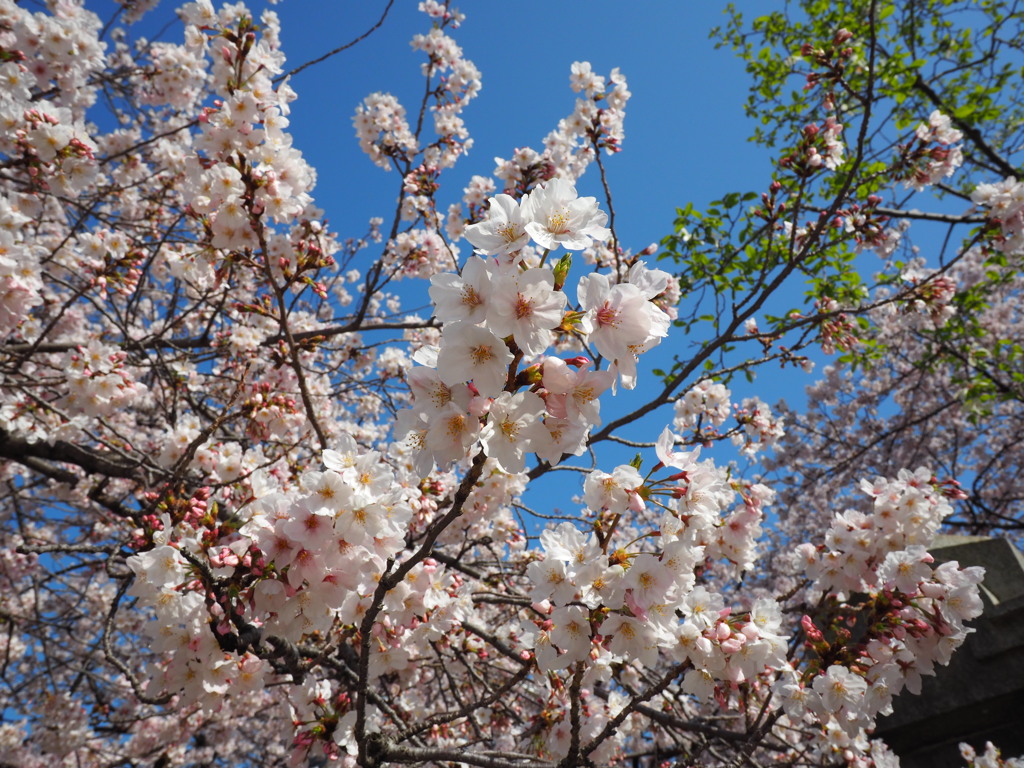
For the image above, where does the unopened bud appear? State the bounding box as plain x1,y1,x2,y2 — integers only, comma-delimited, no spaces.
520,362,543,385
553,252,572,291
834,28,853,44
801,614,825,643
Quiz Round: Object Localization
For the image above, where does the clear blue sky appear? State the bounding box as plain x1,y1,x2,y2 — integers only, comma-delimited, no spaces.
273,1,772,255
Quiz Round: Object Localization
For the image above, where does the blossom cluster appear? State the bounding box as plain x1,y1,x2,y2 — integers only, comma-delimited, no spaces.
355,10,479,173
60,341,148,419
808,116,845,170
905,110,965,190
524,427,779,682
779,115,846,176
353,92,418,171
972,176,1024,255
397,178,674,476
675,379,732,429
961,742,1024,768
899,264,958,328
126,442,405,691
777,469,984,745
0,0,104,339
489,62,631,196
673,382,786,457
124,428,536,762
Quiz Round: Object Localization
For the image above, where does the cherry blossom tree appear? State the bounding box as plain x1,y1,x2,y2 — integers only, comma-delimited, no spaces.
0,1,1019,767
703,0,1024,546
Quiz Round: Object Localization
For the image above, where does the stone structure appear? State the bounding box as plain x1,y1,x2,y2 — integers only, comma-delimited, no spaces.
876,535,1024,767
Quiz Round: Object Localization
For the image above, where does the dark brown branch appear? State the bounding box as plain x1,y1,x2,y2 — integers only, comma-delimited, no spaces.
0,428,155,483
368,738,553,768
0,319,437,355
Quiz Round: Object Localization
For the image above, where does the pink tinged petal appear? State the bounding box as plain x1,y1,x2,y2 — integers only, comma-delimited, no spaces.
523,178,610,251
436,321,513,397
464,194,529,256
486,268,566,356
425,404,479,466
428,257,492,324
481,391,545,473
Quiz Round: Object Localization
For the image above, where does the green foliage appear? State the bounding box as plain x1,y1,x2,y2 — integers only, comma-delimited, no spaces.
714,0,1022,182
657,0,1023,410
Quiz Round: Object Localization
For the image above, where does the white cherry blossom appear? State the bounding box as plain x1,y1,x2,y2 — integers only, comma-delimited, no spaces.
522,178,610,250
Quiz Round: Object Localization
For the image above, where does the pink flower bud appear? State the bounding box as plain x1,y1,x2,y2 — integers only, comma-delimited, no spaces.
801,614,824,643
532,599,552,615
721,637,744,653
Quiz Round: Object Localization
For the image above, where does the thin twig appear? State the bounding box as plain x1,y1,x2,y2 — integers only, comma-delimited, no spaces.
273,0,396,84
